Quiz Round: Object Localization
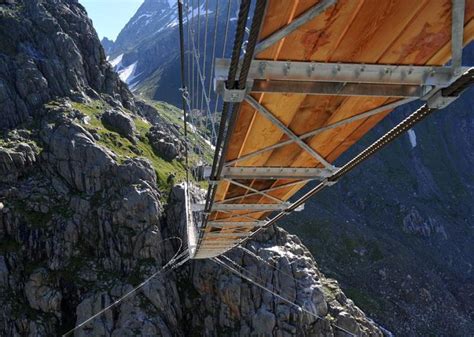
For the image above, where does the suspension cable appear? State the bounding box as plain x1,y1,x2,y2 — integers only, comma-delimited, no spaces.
200,0,209,118
62,237,189,337
210,0,232,139
188,26,217,142
215,0,267,179
178,0,190,184
206,0,219,134
202,0,252,218
213,256,357,337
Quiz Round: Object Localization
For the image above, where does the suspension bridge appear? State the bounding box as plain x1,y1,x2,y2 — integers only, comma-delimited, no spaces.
64,1,474,334
178,0,474,259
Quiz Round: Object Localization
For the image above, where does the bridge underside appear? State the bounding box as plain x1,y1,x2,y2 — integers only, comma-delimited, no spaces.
191,0,474,259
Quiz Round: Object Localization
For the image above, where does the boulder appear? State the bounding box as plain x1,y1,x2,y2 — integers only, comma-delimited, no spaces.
0,142,36,182
147,124,184,161
24,269,62,315
42,122,116,194
101,109,136,143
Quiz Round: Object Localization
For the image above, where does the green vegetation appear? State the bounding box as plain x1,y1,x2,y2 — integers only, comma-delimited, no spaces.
70,99,212,193
71,101,189,192
151,100,214,164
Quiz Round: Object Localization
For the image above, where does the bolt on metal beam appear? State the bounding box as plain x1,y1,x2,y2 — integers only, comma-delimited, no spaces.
251,80,430,97
215,59,463,87
221,166,334,180
208,221,267,227
204,232,252,237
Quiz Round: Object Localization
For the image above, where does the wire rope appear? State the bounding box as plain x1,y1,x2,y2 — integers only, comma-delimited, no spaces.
200,0,209,119
213,256,357,337
206,0,219,144
62,237,189,337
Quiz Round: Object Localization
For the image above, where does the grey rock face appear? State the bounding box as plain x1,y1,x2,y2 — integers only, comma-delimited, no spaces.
24,268,62,315
166,186,382,337
101,109,137,143
0,142,37,182
402,207,447,238
41,122,116,194
0,0,134,130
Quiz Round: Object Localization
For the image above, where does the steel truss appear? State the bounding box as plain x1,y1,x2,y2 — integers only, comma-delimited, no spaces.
189,0,468,259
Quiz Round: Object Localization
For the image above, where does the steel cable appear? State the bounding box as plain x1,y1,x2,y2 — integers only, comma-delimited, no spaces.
62,237,189,337
213,256,357,337
215,0,267,181
203,0,253,218
200,0,209,117
178,0,190,183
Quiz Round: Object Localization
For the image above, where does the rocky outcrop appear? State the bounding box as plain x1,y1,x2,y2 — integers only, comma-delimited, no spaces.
101,109,137,143
101,37,114,55
41,121,116,194
402,207,447,238
0,0,134,130
148,124,184,161
167,186,382,337
0,142,37,183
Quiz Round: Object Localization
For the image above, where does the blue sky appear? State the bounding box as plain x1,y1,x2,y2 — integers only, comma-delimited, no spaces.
79,0,144,40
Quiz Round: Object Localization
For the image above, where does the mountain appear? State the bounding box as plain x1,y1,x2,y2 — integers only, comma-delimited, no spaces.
106,2,474,336
101,37,114,55
105,0,234,107
0,1,380,336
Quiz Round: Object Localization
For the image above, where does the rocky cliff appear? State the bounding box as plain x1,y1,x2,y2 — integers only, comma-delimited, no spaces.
0,1,381,336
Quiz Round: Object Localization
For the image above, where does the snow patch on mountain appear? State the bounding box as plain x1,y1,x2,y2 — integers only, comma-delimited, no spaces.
119,61,138,85
109,54,123,68
131,13,154,27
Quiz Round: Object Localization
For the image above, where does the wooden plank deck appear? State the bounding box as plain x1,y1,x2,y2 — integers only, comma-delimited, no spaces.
194,0,474,258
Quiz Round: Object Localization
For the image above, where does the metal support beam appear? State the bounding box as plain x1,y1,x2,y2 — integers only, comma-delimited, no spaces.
217,179,309,204
205,232,252,237
199,243,240,247
254,0,337,54
251,80,430,97
245,95,335,169
225,98,417,166
222,166,333,180
214,209,269,222
208,221,267,227
452,0,465,73
225,178,284,203
215,59,462,87
212,203,290,212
